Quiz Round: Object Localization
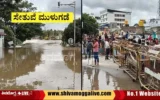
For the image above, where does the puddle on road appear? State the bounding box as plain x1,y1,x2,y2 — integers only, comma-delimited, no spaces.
82,66,140,90
0,40,81,90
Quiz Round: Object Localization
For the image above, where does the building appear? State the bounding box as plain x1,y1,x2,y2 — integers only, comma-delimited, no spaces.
145,19,160,34
95,16,101,25
149,19,160,27
89,13,101,25
0,29,5,48
100,9,131,27
109,22,118,29
0,29,5,61
145,0,160,34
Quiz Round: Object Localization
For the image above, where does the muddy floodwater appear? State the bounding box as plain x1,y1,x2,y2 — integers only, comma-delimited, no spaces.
0,40,81,90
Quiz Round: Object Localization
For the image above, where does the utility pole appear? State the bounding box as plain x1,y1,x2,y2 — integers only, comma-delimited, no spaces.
58,1,76,45
13,24,17,48
73,1,76,45
158,0,160,18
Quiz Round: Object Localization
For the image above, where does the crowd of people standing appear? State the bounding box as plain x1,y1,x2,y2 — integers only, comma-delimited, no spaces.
82,28,160,66
82,28,115,66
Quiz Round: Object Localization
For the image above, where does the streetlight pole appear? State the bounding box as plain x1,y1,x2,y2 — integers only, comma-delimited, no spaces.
14,26,16,47
73,1,76,46
13,24,17,48
58,1,76,45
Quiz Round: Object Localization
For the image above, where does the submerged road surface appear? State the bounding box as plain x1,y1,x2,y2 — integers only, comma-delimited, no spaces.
82,56,140,90
0,40,81,90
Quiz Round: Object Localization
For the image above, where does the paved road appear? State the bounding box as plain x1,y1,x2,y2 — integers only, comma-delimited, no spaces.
82,56,140,90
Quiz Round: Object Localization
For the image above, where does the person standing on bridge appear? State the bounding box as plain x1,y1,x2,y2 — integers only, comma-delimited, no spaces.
93,38,99,66
104,39,110,60
125,31,129,40
152,31,157,40
148,34,152,43
101,32,105,42
98,34,101,45
86,38,93,59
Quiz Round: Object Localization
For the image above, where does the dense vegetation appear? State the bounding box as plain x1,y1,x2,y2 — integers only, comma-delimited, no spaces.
62,13,99,44
0,0,44,47
0,1,99,47
42,29,63,40
82,13,99,35
62,18,81,45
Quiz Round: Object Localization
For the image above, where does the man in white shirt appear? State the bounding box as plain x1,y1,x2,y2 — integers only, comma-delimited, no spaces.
104,39,110,60
128,34,133,41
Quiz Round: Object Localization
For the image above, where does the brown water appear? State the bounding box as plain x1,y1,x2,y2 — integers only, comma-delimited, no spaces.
0,40,81,90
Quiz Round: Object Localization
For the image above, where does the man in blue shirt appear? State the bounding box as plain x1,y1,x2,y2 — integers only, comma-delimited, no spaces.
125,31,129,39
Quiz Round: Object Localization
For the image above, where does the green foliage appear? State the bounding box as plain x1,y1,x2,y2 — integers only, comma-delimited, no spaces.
62,18,81,44
16,23,44,41
62,13,98,44
0,0,44,47
82,13,98,35
3,25,14,47
42,29,63,40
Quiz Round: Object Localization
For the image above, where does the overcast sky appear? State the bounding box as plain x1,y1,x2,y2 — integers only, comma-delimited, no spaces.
28,0,81,30
28,0,159,29
83,0,159,25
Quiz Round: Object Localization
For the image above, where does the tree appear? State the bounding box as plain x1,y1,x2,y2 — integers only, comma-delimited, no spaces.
16,23,44,41
0,0,35,25
62,18,81,44
0,0,44,47
42,29,63,40
54,30,57,36
82,13,98,35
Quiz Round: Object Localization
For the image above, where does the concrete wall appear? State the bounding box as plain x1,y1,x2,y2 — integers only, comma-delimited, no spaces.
0,29,4,59
0,37,2,48
0,36,4,48
0,29,5,48
110,22,118,29
122,26,144,34
107,12,115,22
0,47,4,60
149,19,160,27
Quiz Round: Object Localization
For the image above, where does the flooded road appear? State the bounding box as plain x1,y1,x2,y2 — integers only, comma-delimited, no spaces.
82,57,140,90
0,40,81,90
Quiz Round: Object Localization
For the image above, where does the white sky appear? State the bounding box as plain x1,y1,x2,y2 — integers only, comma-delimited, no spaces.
29,0,160,29
83,0,159,26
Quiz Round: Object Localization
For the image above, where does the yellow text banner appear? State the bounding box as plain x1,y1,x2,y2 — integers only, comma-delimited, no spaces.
11,12,74,23
44,90,115,100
